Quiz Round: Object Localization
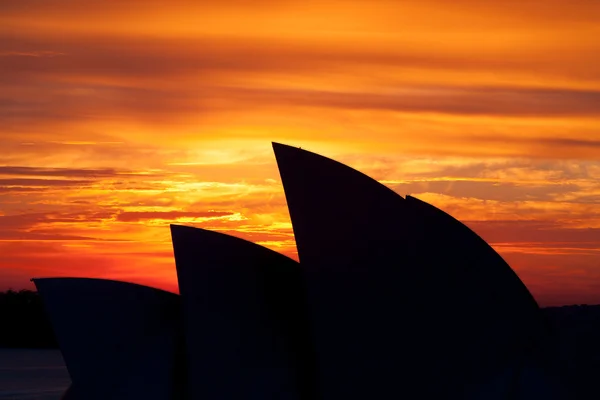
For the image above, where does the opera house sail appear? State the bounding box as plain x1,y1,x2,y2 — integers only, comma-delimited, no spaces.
170,225,315,400
273,142,549,399
32,142,564,399
32,278,182,400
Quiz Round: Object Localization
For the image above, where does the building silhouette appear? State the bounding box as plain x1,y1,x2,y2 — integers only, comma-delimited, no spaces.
32,143,569,399
33,278,181,400
171,225,315,400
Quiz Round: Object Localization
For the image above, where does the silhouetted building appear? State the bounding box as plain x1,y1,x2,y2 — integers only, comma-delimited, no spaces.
273,142,553,399
32,142,571,399
171,225,315,400
33,278,182,400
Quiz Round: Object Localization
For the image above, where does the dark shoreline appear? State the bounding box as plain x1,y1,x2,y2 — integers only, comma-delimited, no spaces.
3,289,600,349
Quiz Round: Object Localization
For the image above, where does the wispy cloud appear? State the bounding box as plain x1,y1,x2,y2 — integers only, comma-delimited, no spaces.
115,210,234,222
0,166,156,178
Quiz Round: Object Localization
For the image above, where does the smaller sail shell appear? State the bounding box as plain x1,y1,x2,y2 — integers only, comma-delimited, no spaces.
171,225,316,400
273,142,549,399
33,278,183,400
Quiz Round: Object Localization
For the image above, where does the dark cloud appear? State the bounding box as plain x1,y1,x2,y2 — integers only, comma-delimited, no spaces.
470,136,600,148
1,31,599,84
564,195,600,204
0,166,167,178
115,210,233,222
2,84,600,139
381,159,598,182
0,168,171,193
0,187,42,193
220,86,600,117
0,178,92,187
0,211,121,243
0,211,117,230
0,51,64,57
2,29,600,135
187,228,295,245
0,166,117,177
539,138,600,149
389,180,581,202
0,0,281,14
464,220,600,245
0,85,209,127
457,136,600,159
3,82,600,134
0,231,104,241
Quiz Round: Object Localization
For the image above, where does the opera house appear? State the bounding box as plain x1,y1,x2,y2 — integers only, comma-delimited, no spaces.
34,143,570,399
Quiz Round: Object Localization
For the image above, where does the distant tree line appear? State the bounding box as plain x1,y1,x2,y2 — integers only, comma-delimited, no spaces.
0,289,58,348
2,288,600,367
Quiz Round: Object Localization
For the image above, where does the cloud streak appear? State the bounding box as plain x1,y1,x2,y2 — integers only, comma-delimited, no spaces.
0,166,123,177
115,210,234,222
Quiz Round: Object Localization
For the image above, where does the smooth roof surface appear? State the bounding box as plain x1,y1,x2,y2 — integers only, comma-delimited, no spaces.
273,142,547,399
33,278,182,400
171,225,316,400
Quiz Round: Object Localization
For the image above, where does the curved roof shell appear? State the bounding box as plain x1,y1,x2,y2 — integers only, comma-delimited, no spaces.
273,142,547,399
170,224,316,400
33,277,182,400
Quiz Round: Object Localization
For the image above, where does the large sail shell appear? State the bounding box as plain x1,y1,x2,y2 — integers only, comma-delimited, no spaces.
273,142,548,399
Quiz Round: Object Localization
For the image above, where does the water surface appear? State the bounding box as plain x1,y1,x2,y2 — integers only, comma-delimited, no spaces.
0,349,70,400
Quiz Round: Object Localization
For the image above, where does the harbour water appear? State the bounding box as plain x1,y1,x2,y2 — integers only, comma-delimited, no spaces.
0,349,70,400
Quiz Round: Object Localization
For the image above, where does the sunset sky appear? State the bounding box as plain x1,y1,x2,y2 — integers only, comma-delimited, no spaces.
1,0,599,306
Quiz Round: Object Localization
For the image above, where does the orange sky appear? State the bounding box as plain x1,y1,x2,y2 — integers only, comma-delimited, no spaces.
1,0,599,306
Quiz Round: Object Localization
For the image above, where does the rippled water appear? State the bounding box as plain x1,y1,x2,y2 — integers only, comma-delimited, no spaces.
0,349,70,400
